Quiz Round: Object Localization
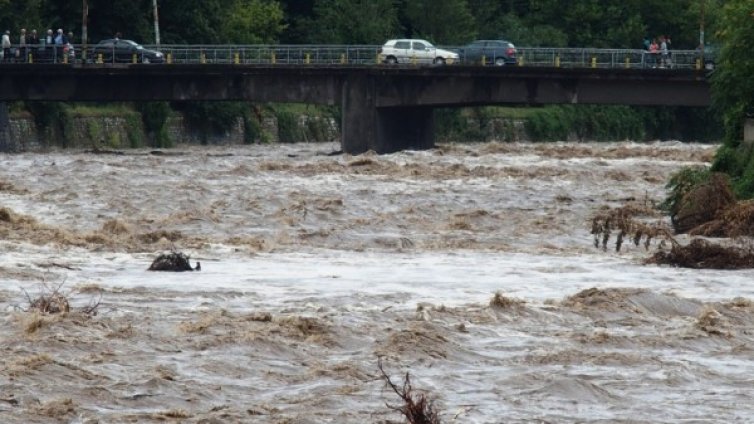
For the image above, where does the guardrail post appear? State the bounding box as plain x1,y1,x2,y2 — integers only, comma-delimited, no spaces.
132,53,137,64
97,53,103,64
28,53,32,64
271,51,276,65
200,52,206,64
376,53,381,64
696,58,702,70
340,53,346,64
555,55,560,68
411,54,417,66
624,56,630,68
481,55,486,66
63,53,68,64
518,54,524,66
234,52,240,64
166,53,172,64
305,52,310,65
591,56,597,68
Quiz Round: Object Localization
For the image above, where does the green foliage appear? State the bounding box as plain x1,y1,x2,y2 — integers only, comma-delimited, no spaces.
523,105,718,143
709,0,754,197
435,109,474,142
86,120,103,144
524,106,573,142
138,102,172,148
661,166,712,214
178,102,250,144
242,113,261,144
491,14,567,47
275,109,303,143
436,107,500,142
403,0,477,44
125,114,145,148
304,0,399,44
436,105,717,143
26,102,74,147
224,0,286,44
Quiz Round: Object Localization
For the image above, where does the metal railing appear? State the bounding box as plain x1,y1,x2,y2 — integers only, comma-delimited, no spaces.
0,43,712,70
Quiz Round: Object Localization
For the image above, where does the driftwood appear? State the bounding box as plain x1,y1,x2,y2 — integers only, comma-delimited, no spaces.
23,283,70,314
377,358,441,424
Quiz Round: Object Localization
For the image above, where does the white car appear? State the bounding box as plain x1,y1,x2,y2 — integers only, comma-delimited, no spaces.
379,39,459,65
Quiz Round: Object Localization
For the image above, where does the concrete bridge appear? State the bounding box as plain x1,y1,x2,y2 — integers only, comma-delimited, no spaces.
0,64,710,154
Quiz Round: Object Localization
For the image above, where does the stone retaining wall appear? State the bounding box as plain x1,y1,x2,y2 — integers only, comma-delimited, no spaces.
5,114,339,152
4,113,521,151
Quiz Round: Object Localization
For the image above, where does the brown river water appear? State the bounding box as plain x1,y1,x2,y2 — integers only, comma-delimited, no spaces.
0,141,752,423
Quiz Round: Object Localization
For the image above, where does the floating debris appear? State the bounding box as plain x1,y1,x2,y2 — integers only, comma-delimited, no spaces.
148,252,201,272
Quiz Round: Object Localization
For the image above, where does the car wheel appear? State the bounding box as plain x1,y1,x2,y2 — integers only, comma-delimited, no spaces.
494,57,506,66
385,56,397,65
433,57,446,65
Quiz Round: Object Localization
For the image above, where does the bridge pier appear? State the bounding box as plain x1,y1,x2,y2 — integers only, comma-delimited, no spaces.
341,75,434,154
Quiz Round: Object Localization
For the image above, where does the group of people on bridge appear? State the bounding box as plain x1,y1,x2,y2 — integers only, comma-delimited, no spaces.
644,35,672,68
1,28,74,63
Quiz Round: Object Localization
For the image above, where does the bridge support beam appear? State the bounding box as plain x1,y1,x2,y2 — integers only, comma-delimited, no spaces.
341,75,434,154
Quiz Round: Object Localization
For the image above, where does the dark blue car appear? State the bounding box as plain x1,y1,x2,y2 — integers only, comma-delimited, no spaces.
458,40,517,66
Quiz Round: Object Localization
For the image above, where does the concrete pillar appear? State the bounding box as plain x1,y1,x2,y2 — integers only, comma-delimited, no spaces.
341,75,434,154
341,74,376,154
745,118,754,145
0,103,11,153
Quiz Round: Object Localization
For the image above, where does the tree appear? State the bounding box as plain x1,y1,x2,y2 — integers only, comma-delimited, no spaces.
710,0,754,196
402,0,476,44
86,0,152,43
485,13,567,46
224,0,286,44
304,0,400,44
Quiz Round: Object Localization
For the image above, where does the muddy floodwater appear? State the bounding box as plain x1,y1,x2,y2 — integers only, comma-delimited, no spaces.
1,141,752,423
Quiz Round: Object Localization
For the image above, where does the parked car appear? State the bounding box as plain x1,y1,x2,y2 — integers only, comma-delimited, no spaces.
91,39,164,64
379,39,459,65
458,39,517,66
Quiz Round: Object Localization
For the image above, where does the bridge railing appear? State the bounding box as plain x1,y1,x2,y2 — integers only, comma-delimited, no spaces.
1,43,709,70
514,47,704,70
141,44,382,65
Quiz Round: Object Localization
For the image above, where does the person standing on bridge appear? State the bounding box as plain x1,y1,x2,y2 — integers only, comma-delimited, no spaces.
54,29,64,63
29,30,39,62
660,36,669,68
19,29,26,63
649,38,659,68
44,29,53,63
1,31,11,63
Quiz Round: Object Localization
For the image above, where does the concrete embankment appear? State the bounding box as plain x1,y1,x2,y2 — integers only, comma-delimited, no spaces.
3,113,340,152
